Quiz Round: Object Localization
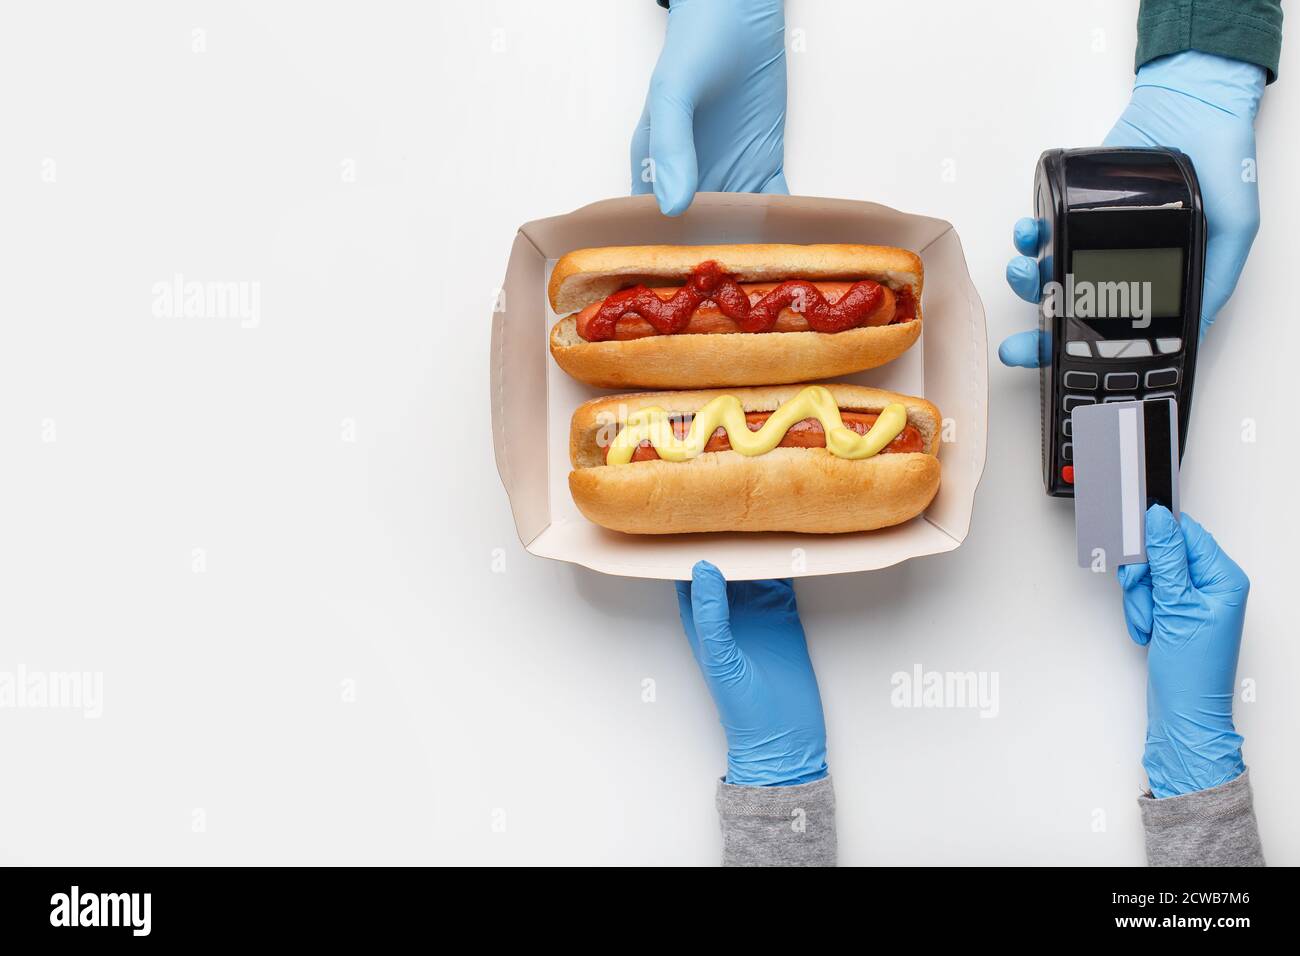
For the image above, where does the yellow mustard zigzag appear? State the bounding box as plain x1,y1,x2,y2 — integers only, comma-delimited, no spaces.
607,385,908,465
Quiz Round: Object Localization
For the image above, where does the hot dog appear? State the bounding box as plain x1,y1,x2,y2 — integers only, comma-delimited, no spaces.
568,383,941,535
548,244,923,389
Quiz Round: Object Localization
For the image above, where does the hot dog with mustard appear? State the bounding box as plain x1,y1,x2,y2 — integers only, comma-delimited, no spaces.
569,383,941,535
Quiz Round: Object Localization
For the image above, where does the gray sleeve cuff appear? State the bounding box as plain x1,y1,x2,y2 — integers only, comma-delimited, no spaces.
1138,769,1265,866
716,775,837,867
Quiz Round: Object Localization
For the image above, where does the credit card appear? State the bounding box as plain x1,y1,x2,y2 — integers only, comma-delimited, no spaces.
1071,399,1179,570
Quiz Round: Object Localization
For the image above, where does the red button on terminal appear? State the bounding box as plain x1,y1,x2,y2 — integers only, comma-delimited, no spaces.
1062,465,1075,484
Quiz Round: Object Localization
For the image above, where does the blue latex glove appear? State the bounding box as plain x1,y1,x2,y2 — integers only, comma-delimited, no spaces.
631,0,788,216
676,561,827,787
1118,506,1250,799
999,51,1265,368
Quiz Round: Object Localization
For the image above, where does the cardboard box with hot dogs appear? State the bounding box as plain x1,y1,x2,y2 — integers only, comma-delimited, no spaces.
490,193,987,580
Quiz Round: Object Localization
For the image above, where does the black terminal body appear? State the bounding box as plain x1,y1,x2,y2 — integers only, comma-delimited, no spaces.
1033,147,1205,497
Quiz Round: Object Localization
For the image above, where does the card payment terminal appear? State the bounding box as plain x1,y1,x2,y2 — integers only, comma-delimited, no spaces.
1033,147,1206,497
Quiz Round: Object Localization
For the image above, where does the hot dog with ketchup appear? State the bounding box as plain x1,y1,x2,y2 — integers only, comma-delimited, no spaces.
569,383,941,535
549,244,922,389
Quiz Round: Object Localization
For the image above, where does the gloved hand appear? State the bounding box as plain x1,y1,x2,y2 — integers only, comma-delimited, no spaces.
999,51,1265,368
676,560,827,787
631,0,788,216
1117,506,1250,799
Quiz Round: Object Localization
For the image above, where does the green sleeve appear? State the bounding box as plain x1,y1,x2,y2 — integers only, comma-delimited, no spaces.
1136,0,1284,82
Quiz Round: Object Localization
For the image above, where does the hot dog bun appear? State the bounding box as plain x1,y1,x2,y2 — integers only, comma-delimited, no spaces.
568,384,941,535
548,244,924,389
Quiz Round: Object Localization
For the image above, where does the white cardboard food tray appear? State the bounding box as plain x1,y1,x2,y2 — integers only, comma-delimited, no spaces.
490,193,988,580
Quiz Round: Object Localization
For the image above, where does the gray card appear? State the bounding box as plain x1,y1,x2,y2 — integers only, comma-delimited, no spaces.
1072,399,1179,570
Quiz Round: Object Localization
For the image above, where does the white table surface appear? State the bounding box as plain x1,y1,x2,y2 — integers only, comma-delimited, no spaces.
2,1,1295,865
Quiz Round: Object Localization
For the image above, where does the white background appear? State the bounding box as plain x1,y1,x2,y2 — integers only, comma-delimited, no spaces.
2,1,1295,866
